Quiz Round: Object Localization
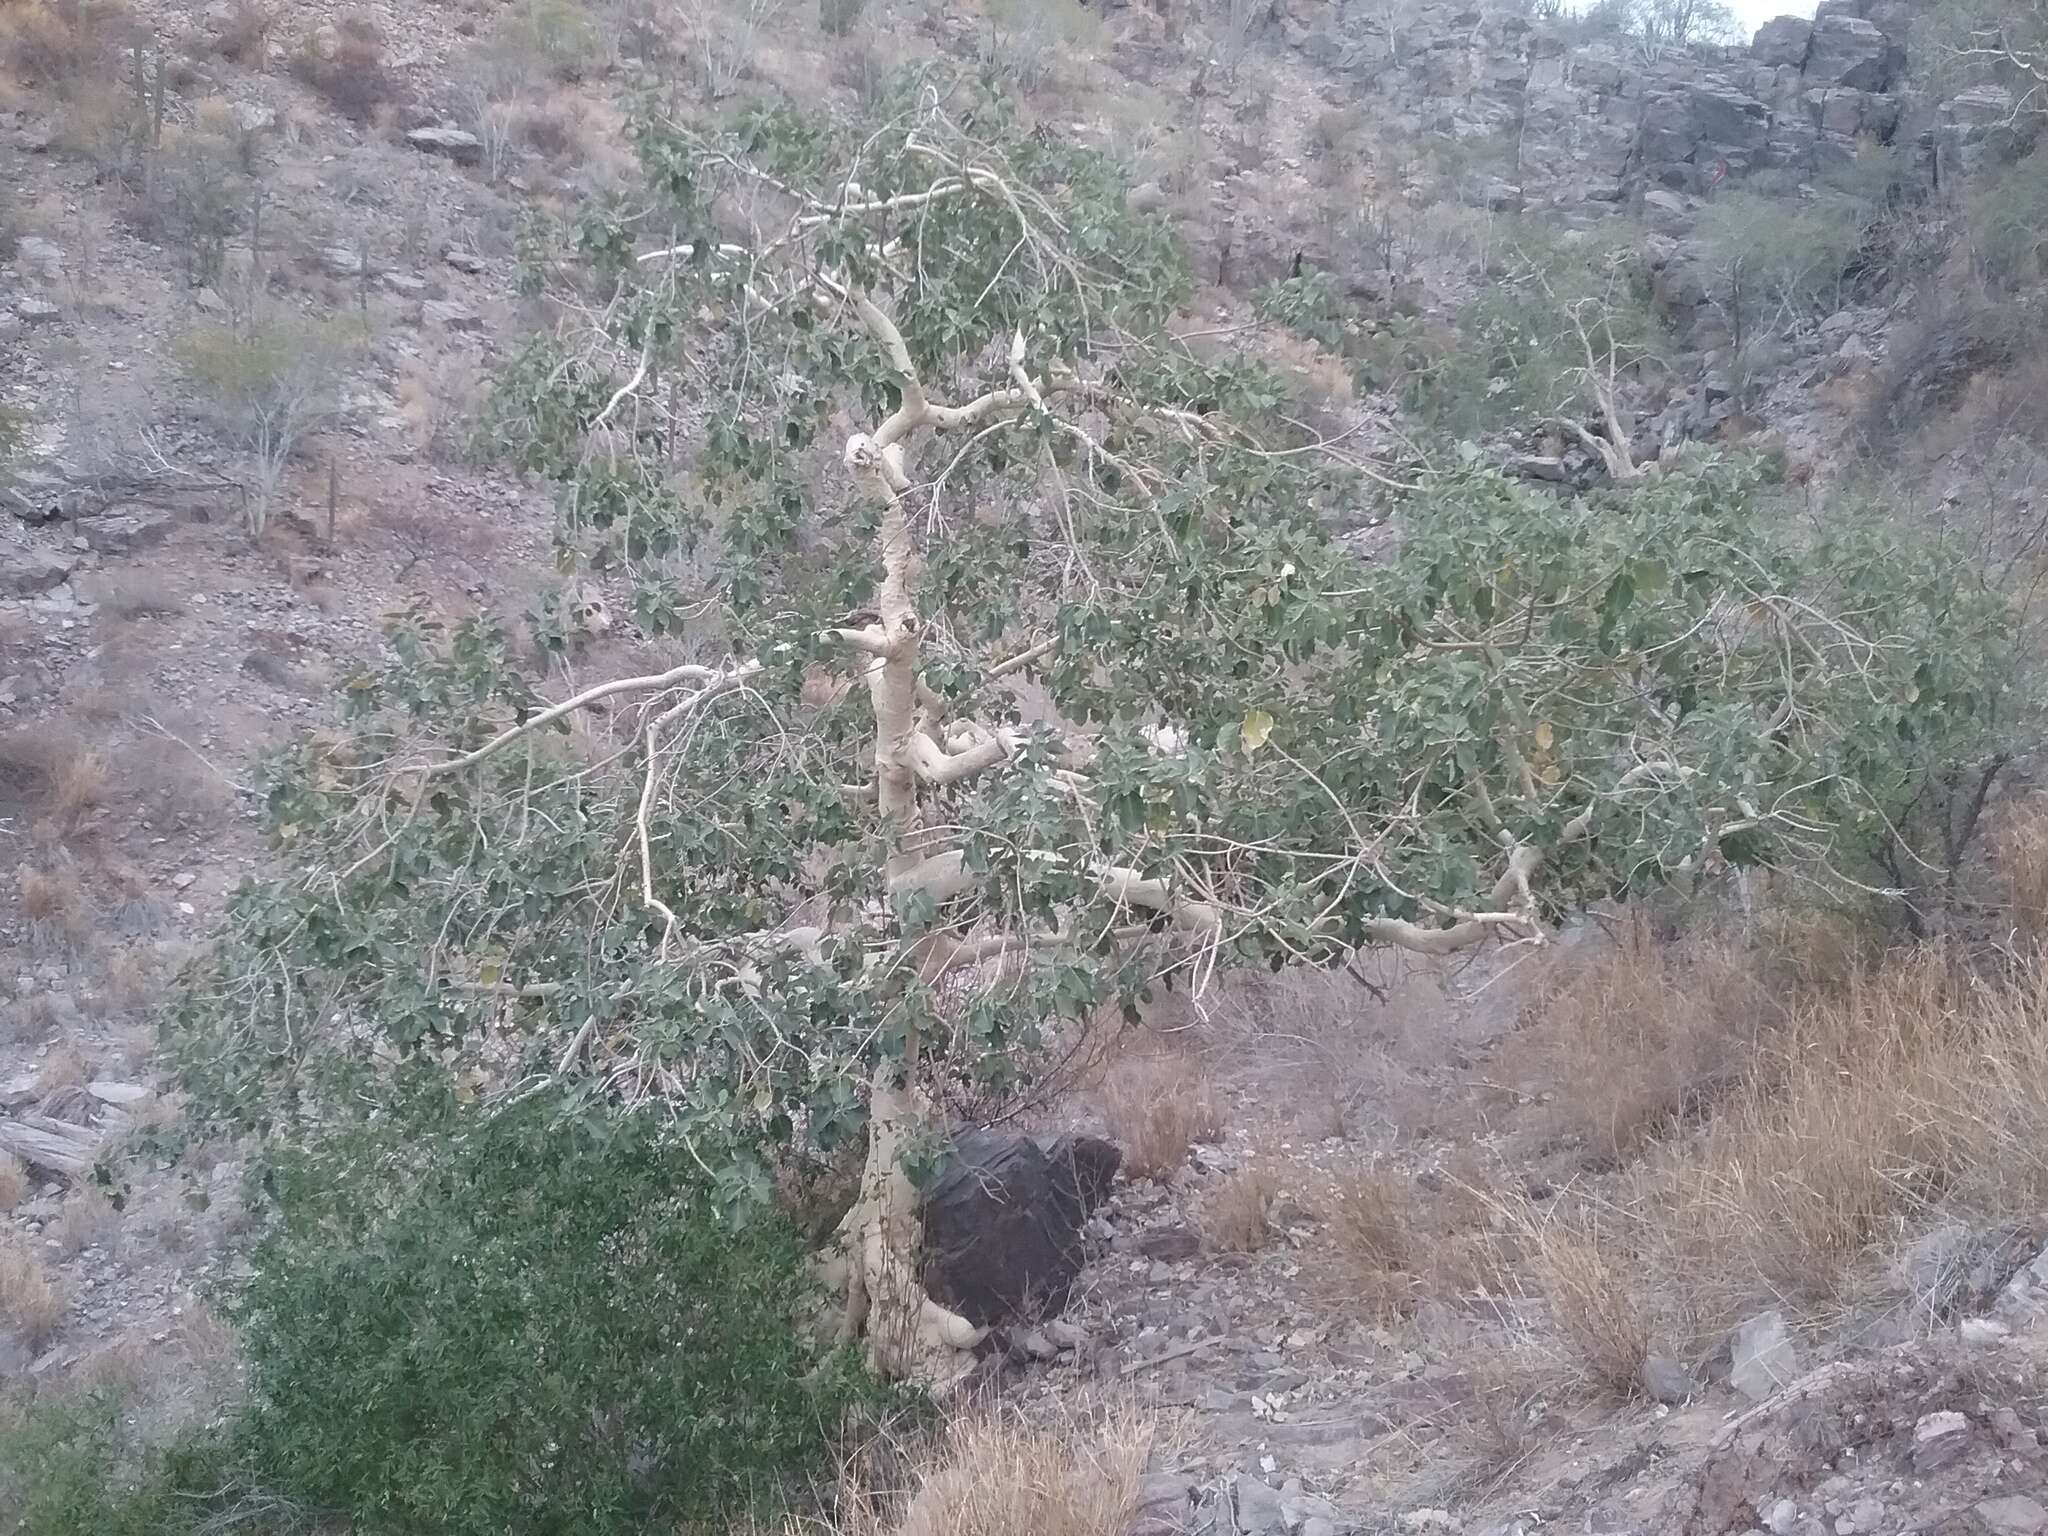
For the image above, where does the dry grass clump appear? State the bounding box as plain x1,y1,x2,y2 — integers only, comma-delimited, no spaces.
828,1401,1156,1536
51,1185,121,1258
1621,946,2048,1348
19,863,89,952
0,1153,27,1213
1317,1155,1515,1321
1510,909,1861,1168
1519,1211,1654,1398
0,1240,65,1352
1,729,110,842
1200,1164,1277,1253
1101,1052,1222,1180
0,0,132,97
1989,799,2048,949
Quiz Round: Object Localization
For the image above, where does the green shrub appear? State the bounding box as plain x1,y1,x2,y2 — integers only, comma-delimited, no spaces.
1966,141,2048,291
232,1101,890,1536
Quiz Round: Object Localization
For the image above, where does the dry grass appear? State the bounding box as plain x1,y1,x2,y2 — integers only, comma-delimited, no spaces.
209,0,272,67
1200,1164,1277,1253
826,1401,1157,1536
1556,942,2048,1352
1990,800,2048,949
0,729,109,841
1509,909,1860,1168
51,1185,121,1258
1319,1165,1426,1318
1101,1052,1222,1180
1518,1210,1653,1398
36,1045,91,1096
19,864,84,941
0,0,131,97
0,1153,27,1213
0,1240,65,1353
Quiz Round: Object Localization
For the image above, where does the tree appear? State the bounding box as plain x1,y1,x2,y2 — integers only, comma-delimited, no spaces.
177,80,1987,1384
176,312,357,537
1921,0,2048,118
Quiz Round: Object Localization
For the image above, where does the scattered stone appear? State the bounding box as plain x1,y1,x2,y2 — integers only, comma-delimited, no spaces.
82,508,177,555
1766,1498,1799,1535
406,126,483,164
1976,1497,2048,1536
15,235,65,279
1129,1473,1193,1536
229,101,277,135
1510,454,1569,482
1136,1225,1201,1262
1913,1409,1972,1473
171,872,198,890
423,300,484,333
87,1081,151,1106
1729,1310,1798,1401
1638,1353,1698,1405
15,296,62,325
443,247,487,274
382,272,429,297
0,545,74,596
1961,1317,2011,1346
321,246,368,279
1233,1475,1287,1536
920,1132,1119,1326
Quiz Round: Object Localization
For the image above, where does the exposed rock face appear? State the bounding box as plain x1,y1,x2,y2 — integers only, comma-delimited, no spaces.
920,1131,1121,1327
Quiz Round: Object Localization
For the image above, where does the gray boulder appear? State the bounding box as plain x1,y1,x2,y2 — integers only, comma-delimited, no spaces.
1730,1309,1799,1401
1751,16,1812,68
405,126,483,164
1804,14,1900,91
0,545,74,596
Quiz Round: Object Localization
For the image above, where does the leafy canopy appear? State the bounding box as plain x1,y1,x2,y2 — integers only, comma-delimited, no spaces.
178,75,1991,1211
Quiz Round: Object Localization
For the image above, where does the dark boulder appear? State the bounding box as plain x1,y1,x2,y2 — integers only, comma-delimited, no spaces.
921,1131,1120,1326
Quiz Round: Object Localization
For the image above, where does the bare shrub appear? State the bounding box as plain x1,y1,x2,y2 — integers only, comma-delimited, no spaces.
1200,1164,1276,1253
210,0,272,67
492,0,605,83
19,864,88,951
289,12,395,122
176,311,359,536
1101,1053,1222,1180
0,1240,65,1352
833,1401,1157,1536
0,1153,26,1213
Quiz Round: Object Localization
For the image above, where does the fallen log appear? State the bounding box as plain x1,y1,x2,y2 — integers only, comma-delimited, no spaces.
0,1113,102,1178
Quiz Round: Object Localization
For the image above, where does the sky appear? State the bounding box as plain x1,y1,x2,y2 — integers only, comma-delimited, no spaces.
1729,0,1814,36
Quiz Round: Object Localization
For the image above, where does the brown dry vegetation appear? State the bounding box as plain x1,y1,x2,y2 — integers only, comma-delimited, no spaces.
1316,1160,1511,1322
826,1401,1156,1536
0,1153,26,1213
1199,1163,1277,1253
0,1240,65,1352
1101,1051,1222,1181
50,1184,120,1259
289,11,395,122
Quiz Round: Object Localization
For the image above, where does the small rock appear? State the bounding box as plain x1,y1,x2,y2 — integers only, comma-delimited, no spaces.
382,272,429,297
1234,1475,1287,1536
1404,1511,1459,1532
443,247,487,274
1960,1317,2011,1345
406,126,483,164
321,246,368,279
16,235,65,278
15,296,62,325
423,300,484,333
1846,1498,1884,1533
1638,1353,1697,1405
87,1081,151,1106
1510,454,1569,483
0,546,75,596
230,101,276,135
171,872,198,890
1766,1499,1799,1535
1136,1225,1200,1262
1729,1310,1798,1402
1976,1497,2048,1536
1016,1327,1058,1361
1913,1409,1971,1473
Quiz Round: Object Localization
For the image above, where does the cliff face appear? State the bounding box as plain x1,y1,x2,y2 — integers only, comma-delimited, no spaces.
1267,0,2013,214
